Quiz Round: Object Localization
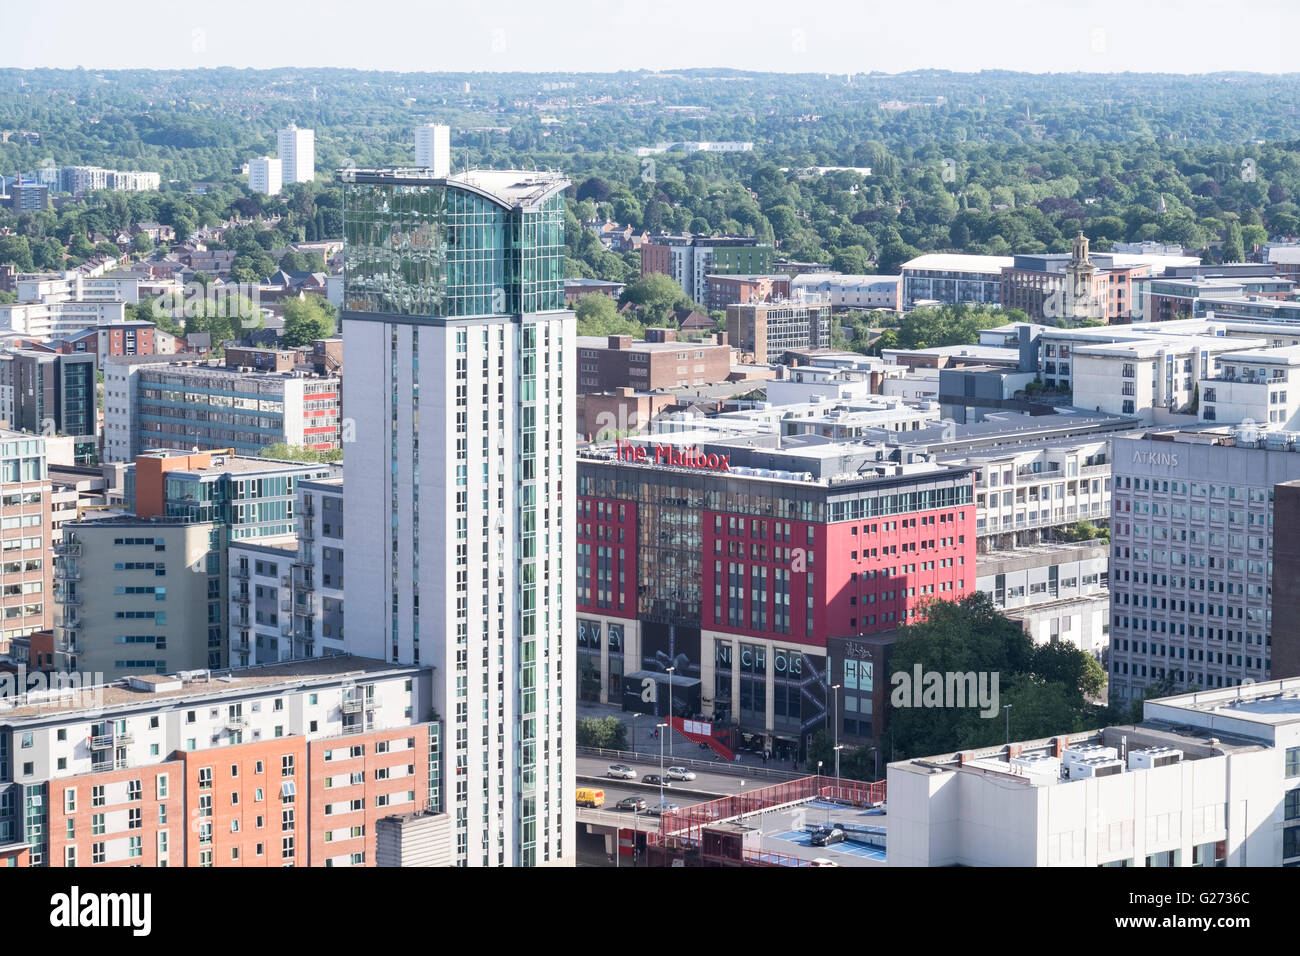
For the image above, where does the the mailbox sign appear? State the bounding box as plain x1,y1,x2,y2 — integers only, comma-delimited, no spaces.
615,439,731,472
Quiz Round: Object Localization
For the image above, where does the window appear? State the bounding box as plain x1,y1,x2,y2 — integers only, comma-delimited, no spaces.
91,785,105,808
281,755,294,777
282,836,295,860
128,779,142,801
282,808,295,831
92,842,105,865
1287,747,1300,778
91,813,105,836
198,767,213,789
64,789,76,813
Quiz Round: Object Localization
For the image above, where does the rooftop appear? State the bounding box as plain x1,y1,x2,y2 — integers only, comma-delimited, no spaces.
0,655,426,722
902,253,1016,273
340,167,569,211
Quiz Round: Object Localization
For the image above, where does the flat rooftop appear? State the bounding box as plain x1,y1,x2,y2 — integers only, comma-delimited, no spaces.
0,655,425,721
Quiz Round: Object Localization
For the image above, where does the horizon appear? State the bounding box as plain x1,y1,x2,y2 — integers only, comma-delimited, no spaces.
6,0,1297,75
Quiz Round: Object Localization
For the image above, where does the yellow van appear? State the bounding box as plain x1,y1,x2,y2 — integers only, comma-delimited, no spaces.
576,787,605,808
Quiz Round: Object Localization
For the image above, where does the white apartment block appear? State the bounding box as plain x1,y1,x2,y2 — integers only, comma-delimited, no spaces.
15,273,139,305
976,541,1111,656
414,124,451,177
278,127,315,185
1200,344,1300,429
0,300,126,338
889,678,1300,867
951,439,1113,547
229,536,298,667
249,157,283,197
291,477,345,660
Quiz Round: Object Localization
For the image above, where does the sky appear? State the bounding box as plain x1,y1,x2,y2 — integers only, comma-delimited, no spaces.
4,0,1299,75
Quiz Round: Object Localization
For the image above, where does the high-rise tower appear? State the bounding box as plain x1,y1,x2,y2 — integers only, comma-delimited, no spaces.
278,126,315,185
339,167,574,867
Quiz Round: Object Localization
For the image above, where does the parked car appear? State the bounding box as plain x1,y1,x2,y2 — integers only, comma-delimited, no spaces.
606,764,636,780
809,857,840,867
645,801,679,817
616,796,647,812
665,766,696,781
642,774,671,787
810,825,846,847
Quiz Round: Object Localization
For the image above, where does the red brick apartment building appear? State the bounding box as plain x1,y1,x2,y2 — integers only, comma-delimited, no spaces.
576,328,732,393
0,657,439,867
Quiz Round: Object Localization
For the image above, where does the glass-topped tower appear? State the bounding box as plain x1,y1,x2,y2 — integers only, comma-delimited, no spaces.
339,168,574,867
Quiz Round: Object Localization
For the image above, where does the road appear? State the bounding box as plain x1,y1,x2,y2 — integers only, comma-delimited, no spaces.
577,755,778,798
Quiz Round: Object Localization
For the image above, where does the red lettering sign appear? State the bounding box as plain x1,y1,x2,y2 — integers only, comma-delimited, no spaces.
614,439,730,473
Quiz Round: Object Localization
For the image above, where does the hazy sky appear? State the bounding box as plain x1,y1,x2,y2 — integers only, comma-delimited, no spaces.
6,0,1298,75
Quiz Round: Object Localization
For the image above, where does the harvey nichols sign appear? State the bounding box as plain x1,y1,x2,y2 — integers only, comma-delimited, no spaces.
615,439,731,473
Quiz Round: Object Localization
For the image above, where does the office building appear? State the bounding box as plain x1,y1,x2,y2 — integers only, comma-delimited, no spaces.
576,329,731,393
249,157,282,197
0,351,98,464
704,274,790,312
9,182,49,212
414,124,451,177
727,300,832,364
340,165,574,867
278,127,315,185
1107,428,1294,707
889,678,1300,867
575,431,976,756
0,657,438,867
105,361,342,460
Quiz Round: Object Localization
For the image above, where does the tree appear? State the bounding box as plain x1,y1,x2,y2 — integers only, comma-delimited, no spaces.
831,245,872,275
0,236,35,272
575,716,628,750
280,296,336,347
620,273,696,327
132,232,154,255
575,294,642,336
1221,221,1245,263
257,442,342,463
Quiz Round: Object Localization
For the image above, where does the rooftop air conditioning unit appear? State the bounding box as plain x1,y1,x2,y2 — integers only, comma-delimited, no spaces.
1071,757,1124,779
1127,747,1184,770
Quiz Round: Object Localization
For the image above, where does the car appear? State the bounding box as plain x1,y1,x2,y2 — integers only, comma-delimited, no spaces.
665,766,696,781
810,825,846,847
645,801,679,817
809,857,840,867
606,764,636,780
616,796,647,812
642,774,671,787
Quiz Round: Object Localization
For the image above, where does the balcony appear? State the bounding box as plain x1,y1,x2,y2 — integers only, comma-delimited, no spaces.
56,564,81,581
88,734,114,751
231,641,251,655
341,698,364,715
281,575,290,587
225,715,247,731
234,566,250,580
233,592,249,605
54,540,81,556
280,599,292,612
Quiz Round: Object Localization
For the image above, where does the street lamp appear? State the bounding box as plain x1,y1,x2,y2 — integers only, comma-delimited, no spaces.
665,666,676,767
1004,703,1013,747
830,683,841,779
656,722,667,811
